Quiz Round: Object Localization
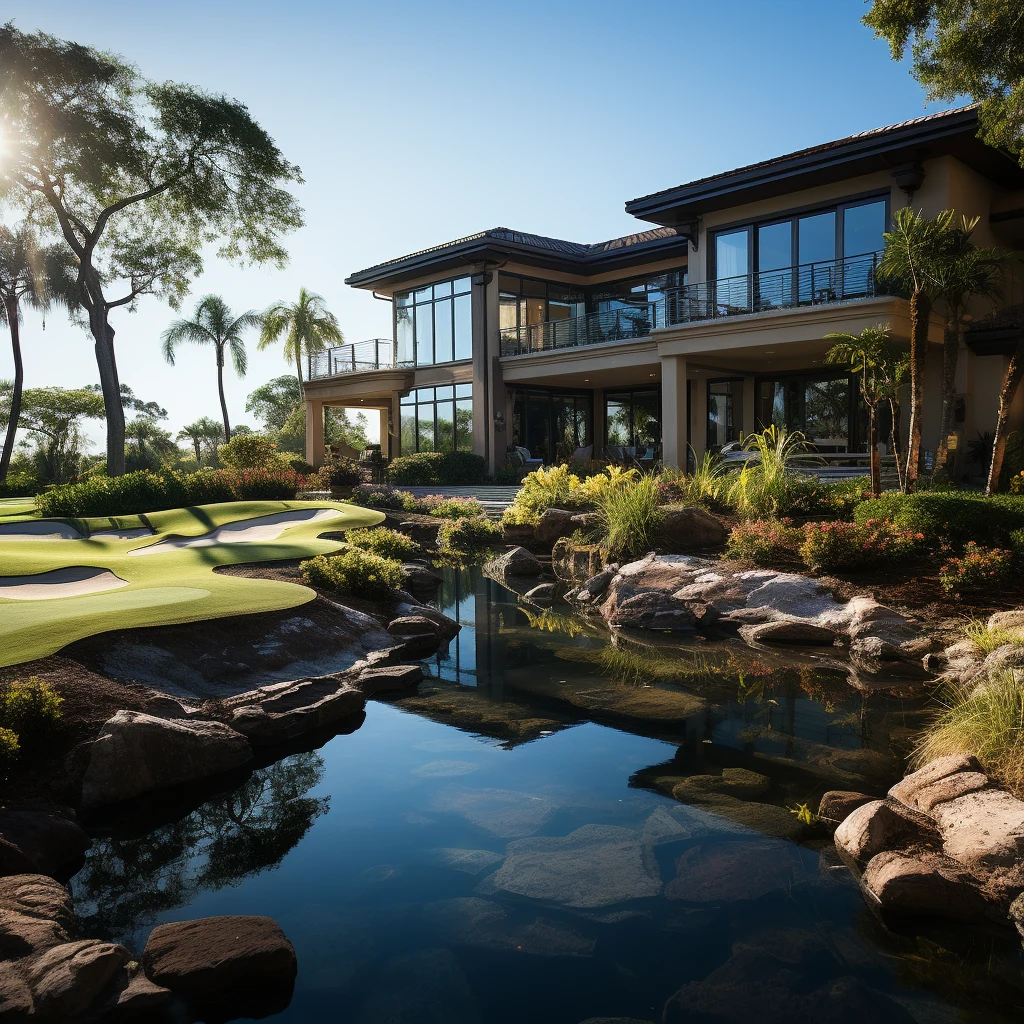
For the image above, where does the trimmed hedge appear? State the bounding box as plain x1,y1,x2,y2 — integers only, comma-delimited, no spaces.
854,492,1024,548
388,451,487,486
37,468,303,518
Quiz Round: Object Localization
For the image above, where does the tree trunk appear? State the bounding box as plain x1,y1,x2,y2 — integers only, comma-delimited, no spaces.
193,439,202,465
890,398,906,492
906,289,930,490
868,402,880,496
987,340,1024,495
89,308,125,476
216,346,231,441
295,349,304,389
934,320,960,477
0,296,23,484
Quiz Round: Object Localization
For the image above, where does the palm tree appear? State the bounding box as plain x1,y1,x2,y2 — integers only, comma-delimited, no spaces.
0,225,76,483
177,416,224,466
877,208,953,490
258,288,343,388
928,219,1012,475
161,296,259,442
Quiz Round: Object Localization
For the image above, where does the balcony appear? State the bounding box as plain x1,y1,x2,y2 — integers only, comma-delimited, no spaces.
500,251,885,357
308,339,397,380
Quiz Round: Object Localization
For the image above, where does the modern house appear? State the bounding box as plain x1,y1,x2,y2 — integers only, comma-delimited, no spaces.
304,106,1024,475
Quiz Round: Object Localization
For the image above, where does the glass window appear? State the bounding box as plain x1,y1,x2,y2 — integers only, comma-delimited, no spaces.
396,277,475,367
456,399,473,450
400,406,416,452
604,388,660,450
417,408,435,451
436,400,455,453
456,383,472,398
454,276,472,294
414,304,434,366
396,291,411,307
414,286,432,304
707,381,738,449
798,211,836,265
454,294,472,360
757,222,793,309
716,229,749,279
435,385,454,400
434,298,453,364
844,200,886,257
400,386,474,454
396,307,414,365
805,377,849,450
433,280,453,298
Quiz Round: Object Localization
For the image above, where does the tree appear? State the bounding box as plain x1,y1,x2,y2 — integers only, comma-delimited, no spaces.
0,225,76,483
864,1,1024,165
177,416,224,466
245,374,301,432
125,415,176,472
161,295,259,441
259,288,343,387
0,24,303,476
877,207,953,489
928,218,1012,474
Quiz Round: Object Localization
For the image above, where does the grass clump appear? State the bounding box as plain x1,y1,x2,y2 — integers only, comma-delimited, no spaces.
0,677,63,745
660,450,726,509
914,672,1024,795
437,515,503,555
300,549,404,600
345,527,419,561
726,427,821,519
962,619,1024,654
596,475,663,560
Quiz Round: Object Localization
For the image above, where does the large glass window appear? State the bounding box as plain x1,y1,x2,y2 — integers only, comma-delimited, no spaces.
400,383,473,454
755,373,855,452
604,387,661,451
509,387,592,463
394,277,473,367
707,380,740,450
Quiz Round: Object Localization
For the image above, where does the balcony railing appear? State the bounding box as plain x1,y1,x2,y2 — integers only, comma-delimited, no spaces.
500,251,885,357
308,338,396,379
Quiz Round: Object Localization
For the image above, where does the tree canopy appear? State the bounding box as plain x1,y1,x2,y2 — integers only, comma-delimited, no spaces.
245,374,302,432
864,0,1024,163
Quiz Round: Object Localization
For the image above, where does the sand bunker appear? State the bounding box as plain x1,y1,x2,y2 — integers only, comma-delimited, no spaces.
0,566,130,601
128,507,346,556
91,527,155,541
0,521,81,541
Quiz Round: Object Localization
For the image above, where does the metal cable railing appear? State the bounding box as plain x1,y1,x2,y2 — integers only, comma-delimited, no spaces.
308,338,396,379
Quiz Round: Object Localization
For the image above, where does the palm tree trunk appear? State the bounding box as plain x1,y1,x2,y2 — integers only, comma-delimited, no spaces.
295,349,304,389
0,296,23,484
987,339,1024,495
217,345,231,441
193,439,202,465
934,320,960,477
906,289,930,490
89,306,126,477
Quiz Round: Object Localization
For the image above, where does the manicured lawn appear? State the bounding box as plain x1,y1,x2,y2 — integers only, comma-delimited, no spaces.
0,500,383,668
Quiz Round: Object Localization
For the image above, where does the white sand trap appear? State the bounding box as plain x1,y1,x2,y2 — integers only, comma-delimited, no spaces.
128,507,346,556
0,566,129,601
0,521,82,541
91,527,155,541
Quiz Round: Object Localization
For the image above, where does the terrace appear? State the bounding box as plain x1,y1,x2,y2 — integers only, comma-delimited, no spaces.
308,338,397,379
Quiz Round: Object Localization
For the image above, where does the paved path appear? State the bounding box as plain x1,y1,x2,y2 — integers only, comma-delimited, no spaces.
401,485,521,517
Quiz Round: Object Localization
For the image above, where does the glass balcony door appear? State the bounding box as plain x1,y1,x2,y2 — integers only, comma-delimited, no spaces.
714,229,751,315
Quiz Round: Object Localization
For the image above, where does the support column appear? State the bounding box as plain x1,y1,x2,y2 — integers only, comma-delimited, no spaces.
305,399,325,467
691,376,708,463
378,407,390,459
742,376,755,438
592,389,605,458
661,355,688,470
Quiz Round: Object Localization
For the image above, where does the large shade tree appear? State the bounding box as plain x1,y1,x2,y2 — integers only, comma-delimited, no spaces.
0,23,303,475
161,295,259,441
259,288,343,386
864,0,1024,166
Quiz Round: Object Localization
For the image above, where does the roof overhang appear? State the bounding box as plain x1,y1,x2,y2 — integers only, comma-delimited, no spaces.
625,108,1024,227
965,328,1023,356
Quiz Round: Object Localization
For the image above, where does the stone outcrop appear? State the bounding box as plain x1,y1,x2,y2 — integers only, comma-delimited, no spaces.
817,791,873,825
552,539,606,583
484,545,543,580
0,873,76,959
224,677,365,745
27,939,131,1020
357,664,424,695
0,811,90,880
658,505,728,551
536,508,578,546
80,711,253,810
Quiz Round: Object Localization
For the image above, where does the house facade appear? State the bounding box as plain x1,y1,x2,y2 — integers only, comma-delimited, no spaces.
304,106,1024,475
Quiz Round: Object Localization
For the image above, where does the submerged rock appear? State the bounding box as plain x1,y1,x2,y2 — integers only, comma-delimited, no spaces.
484,545,543,579
665,841,800,904
432,787,555,838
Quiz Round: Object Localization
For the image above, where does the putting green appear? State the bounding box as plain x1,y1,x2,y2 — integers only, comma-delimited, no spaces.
0,500,383,668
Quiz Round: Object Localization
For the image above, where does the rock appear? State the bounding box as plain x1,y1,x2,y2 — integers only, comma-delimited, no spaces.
930,787,1024,868
658,505,727,551
671,768,770,802
834,800,916,868
393,517,442,547
226,678,365,745
485,545,543,578
0,961,34,1020
0,811,89,880
1010,891,1024,941
432,787,555,838
80,711,252,810
357,664,423,694
388,615,449,639
536,508,578,545
987,609,1024,632
401,563,441,595
605,589,700,631
115,971,175,1014
142,915,297,1017
572,568,615,604
665,841,799,903
392,603,461,640
552,539,606,584
27,939,131,1019
420,848,504,875
888,754,982,811
817,791,873,825
861,850,998,924
0,839,40,879
740,619,840,646
0,873,76,959
524,583,556,604
390,632,442,659
485,824,661,908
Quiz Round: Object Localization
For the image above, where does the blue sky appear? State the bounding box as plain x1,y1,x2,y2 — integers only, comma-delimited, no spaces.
2,0,951,446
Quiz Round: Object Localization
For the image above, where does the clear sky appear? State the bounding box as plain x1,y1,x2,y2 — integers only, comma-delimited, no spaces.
1,0,952,450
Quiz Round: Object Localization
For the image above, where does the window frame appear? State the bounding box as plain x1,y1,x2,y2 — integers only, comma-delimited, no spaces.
393,276,473,368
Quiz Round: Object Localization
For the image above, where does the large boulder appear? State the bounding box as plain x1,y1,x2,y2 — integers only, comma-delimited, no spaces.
0,874,77,959
391,604,461,641
27,939,131,1020
817,791,873,826
141,915,297,1018
658,505,727,551
485,545,543,579
80,711,252,810
226,678,365,746
357,664,424,695
834,800,916,868
536,508,578,546
0,811,90,879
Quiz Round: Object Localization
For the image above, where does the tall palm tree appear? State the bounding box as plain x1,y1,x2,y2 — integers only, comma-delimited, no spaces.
258,288,343,388
0,225,77,483
177,416,224,466
928,218,1012,475
877,208,953,490
161,296,259,441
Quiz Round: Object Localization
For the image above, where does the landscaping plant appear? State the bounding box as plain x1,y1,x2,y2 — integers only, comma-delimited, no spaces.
799,519,924,573
938,542,1014,595
0,728,19,774
388,451,487,486
415,495,484,519
345,527,419,560
349,485,417,511
217,433,284,470
299,550,404,600
724,518,801,567
660,450,726,508
0,677,63,745
437,515,503,556
726,426,820,518
596,474,662,560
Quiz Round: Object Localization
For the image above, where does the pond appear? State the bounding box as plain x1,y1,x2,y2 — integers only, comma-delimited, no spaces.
71,567,1024,1023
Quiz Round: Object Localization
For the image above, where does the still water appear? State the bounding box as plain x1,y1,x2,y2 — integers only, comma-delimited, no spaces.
71,568,1024,1023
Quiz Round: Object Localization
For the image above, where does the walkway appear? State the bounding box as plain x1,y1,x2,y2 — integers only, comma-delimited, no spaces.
400,485,521,518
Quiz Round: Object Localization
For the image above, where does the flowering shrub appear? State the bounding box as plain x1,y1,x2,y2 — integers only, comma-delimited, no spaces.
0,677,63,746
799,518,924,573
415,495,484,519
939,542,1014,594
300,550,404,600
0,728,18,774
724,518,801,566
349,485,417,511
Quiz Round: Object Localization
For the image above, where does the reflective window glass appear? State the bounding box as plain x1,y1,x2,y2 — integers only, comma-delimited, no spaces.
414,286,432,304
436,401,455,452
396,308,414,365
456,399,473,450
844,200,886,257
456,383,472,398
415,305,434,366
716,229,749,279
434,298,453,363
453,276,472,294
433,280,453,298
435,385,454,400
798,211,836,265
454,294,472,360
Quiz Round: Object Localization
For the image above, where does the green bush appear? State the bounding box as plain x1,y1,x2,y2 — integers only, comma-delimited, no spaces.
345,526,419,560
854,492,1024,548
299,549,404,600
350,485,417,510
724,518,801,566
389,450,487,486
596,475,663,561
325,457,361,486
437,515,503,554
938,542,1014,595
785,477,867,517
217,434,283,470
799,518,924,573
416,495,484,519
0,471,39,498
0,727,19,774
0,677,63,745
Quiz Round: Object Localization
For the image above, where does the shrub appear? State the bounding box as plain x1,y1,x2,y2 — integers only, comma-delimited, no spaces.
660,451,726,509
217,434,283,470
325,457,361,487
725,518,801,566
416,495,484,519
0,677,63,744
388,450,487,486
785,477,867,517
437,515,503,554
225,468,303,501
854,492,1024,548
938,542,1014,595
0,471,39,498
345,526,419,560
799,518,924,573
503,464,638,525
0,727,19,774
596,475,663,561
725,427,821,518
299,549,404,600
349,485,416,511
